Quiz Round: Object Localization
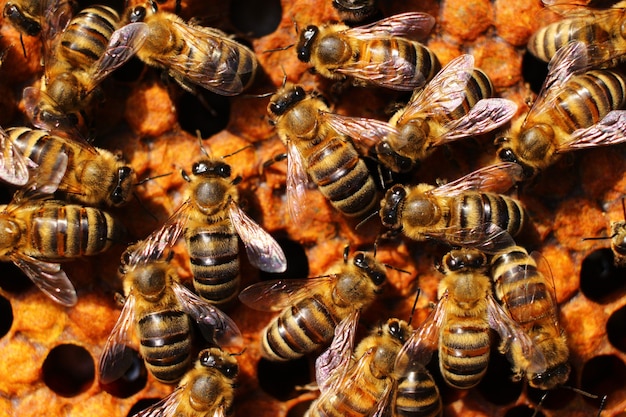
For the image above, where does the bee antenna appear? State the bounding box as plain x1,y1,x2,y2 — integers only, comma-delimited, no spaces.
582,235,616,242
382,263,411,275
355,210,379,231
531,392,548,417
597,394,607,417
134,172,173,186
242,90,276,99
195,130,211,157
222,144,254,159
132,191,158,222
262,44,295,54
231,348,247,356
231,176,242,186
181,169,191,182
343,245,350,263
561,384,603,399
407,288,421,326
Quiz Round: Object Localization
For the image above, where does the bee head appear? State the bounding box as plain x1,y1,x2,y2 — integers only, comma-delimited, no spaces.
193,160,232,179
353,252,386,287
111,166,134,206
268,85,306,116
199,348,239,378
3,3,41,36
296,25,318,62
129,5,147,22
443,249,486,273
386,319,411,344
380,185,406,230
529,361,571,390
375,141,415,173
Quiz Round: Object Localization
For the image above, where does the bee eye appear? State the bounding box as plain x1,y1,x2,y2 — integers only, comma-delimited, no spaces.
269,101,284,115
353,252,366,268
498,147,517,164
129,6,146,22
297,26,318,62
200,351,217,368
193,161,208,175
388,320,401,337
221,363,238,378
216,163,231,178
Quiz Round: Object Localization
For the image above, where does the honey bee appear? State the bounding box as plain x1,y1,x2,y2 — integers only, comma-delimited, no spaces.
528,1,626,67
174,157,286,305
126,0,258,95
331,0,379,23
99,218,242,384
324,54,518,173
238,249,386,361
267,83,379,220
399,248,541,389
0,193,126,306
497,41,626,179
131,347,238,417
22,4,148,132
379,162,526,246
490,243,571,390
310,313,442,417
296,12,440,90
0,126,135,207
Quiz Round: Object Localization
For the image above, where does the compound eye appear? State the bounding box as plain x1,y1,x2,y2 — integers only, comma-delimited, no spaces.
193,161,208,175
129,6,146,22
217,163,231,178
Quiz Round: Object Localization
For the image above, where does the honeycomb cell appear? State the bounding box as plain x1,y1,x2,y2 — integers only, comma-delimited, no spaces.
526,383,576,413
177,90,230,138
229,0,282,37
580,355,626,408
257,357,311,401
477,347,522,406
0,262,34,295
0,294,12,339
99,346,148,399
126,398,160,417
580,248,626,303
521,51,548,95
42,344,95,397
258,238,309,281
607,305,626,353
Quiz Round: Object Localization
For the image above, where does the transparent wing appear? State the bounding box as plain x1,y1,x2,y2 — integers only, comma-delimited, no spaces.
238,276,337,311
0,127,35,186
12,255,77,306
321,111,400,154
433,98,518,145
337,58,427,91
563,110,626,151
40,0,74,80
315,309,360,393
397,54,475,124
431,162,522,197
132,386,184,417
173,281,242,347
286,140,309,223
346,12,435,40
228,202,287,273
98,293,137,384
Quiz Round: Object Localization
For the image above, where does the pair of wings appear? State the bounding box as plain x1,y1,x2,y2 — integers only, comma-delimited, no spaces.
522,40,626,152
325,12,436,90
325,54,517,159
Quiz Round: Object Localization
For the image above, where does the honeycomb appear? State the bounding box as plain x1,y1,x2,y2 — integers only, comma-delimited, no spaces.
0,0,625,416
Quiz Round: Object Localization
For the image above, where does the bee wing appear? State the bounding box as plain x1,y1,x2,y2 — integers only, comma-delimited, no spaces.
320,111,400,153
347,12,435,40
430,161,522,197
89,22,149,90
228,202,287,273
486,294,549,375
165,23,257,95
132,385,184,417
315,309,360,393
122,202,191,271
239,276,337,311
22,87,83,135
0,127,36,186
12,255,77,307
173,281,242,347
337,58,427,91
213,406,227,417
425,223,518,252
397,54,475,124
40,0,74,80
286,140,309,223
98,293,137,384
372,378,396,417
562,110,626,151
432,98,518,145
524,41,589,127
28,149,69,195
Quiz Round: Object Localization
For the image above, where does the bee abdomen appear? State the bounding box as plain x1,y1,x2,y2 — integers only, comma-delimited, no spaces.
396,369,442,417
455,193,525,238
138,310,193,384
262,295,340,361
440,322,490,389
528,19,602,63
448,69,494,119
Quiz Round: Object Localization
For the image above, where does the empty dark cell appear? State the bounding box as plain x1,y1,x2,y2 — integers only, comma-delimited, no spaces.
126,398,161,417
178,90,230,138
426,352,462,405
0,260,34,294
258,238,308,281
607,304,626,353
521,51,549,95
581,355,626,408
527,382,576,411
229,0,282,38
580,248,626,303
287,399,314,417
257,356,311,401
0,294,12,338
42,344,95,397
504,405,545,417
111,57,146,84
99,346,148,398
477,346,523,405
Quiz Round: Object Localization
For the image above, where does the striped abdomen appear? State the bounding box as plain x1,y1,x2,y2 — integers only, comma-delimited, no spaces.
137,308,193,384
304,134,377,217
447,68,494,120
395,369,442,417
186,217,240,305
8,127,71,171
450,192,525,239
491,246,556,327
551,70,626,137
261,294,342,361
25,201,124,260
59,5,120,71
439,316,490,389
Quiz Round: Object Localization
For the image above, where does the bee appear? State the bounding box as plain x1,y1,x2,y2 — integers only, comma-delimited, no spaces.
497,41,626,179
323,54,518,173
22,4,148,132
528,1,626,67
296,12,440,91
126,0,258,96
310,313,442,417
131,347,238,417
174,157,286,305
3,0,74,38
379,162,526,247
331,0,379,23
99,218,242,385
238,248,386,361
267,83,379,220
0,126,135,207
490,243,571,390
400,248,541,389
0,194,126,306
